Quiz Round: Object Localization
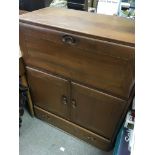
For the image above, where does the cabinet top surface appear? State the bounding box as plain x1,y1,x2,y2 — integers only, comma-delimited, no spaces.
19,7,135,46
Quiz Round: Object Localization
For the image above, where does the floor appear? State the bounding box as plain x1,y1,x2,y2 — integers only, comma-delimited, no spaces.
19,110,113,155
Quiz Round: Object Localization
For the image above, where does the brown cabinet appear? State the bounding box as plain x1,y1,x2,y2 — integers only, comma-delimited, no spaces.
20,7,135,151
70,82,126,139
26,67,70,120
20,23,134,99
26,69,126,139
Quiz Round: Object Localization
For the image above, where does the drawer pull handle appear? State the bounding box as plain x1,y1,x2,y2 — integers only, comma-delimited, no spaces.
72,99,77,108
62,35,76,45
62,96,68,105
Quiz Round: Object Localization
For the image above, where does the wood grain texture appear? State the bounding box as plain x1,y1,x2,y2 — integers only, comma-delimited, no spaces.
20,23,134,99
19,7,135,46
71,82,126,139
19,7,135,151
26,67,70,120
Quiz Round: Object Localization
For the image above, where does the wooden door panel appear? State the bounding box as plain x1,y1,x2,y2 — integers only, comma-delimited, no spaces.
20,23,134,99
26,67,70,120
71,82,126,139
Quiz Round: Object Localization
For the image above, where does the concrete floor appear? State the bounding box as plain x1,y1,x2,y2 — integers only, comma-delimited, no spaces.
19,110,113,155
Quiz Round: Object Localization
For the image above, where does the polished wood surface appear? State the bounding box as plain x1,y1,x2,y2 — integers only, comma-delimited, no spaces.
26,67,70,120
19,7,135,151
27,67,127,140
71,82,126,139
19,7,135,46
20,23,134,99
19,10,34,117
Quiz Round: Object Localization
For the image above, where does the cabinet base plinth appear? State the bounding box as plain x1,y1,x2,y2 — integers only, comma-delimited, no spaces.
34,105,113,151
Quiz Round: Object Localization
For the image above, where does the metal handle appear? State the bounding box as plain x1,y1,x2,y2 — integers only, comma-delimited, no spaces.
62,96,68,105
62,35,76,45
71,99,77,108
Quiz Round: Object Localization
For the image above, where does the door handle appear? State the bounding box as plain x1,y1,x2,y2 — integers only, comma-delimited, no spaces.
71,99,77,108
62,96,68,105
62,35,76,45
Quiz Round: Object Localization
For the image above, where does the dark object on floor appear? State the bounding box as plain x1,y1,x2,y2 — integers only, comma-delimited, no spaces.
19,0,52,11
19,83,28,128
67,0,88,11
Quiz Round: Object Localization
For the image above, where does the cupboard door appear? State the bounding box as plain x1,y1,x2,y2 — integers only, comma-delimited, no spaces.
26,67,70,120
20,23,134,99
71,82,126,139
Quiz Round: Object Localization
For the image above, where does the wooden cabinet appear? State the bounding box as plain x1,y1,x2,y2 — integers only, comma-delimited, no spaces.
26,67,70,120
26,69,126,139
70,82,126,139
20,23,134,98
20,7,135,151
